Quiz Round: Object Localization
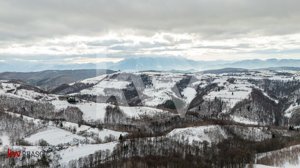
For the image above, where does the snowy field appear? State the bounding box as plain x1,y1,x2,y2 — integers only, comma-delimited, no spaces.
58,142,117,166
52,100,108,122
0,82,56,101
52,98,173,122
80,78,130,96
24,126,91,146
6,111,127,146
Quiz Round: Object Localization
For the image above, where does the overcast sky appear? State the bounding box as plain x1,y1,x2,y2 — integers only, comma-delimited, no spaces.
0,0,300,64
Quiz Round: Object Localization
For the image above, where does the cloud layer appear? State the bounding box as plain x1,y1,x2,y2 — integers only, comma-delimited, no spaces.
0,0,300,63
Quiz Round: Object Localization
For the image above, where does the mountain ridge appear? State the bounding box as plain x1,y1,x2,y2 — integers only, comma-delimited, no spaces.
0,69,115,91
1,57,300,72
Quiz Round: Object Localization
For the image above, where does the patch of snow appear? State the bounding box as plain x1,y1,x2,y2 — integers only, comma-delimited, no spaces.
76,103,108,122
59,142,117,166
25,126,91,146
52,98,172,122
204,78,253,108
0,82,55,102
256,144,300,168
0,134,10,152
4,111,43,126
51,99,70,111
285,103,300,118
268,76,296,81
182,87,197,103
1,82,19,91
51,100,108,122
261,91,279,104
231,115,259,125
60,121,128,141
80,79,130,96
142,73,184,107
120,106,170,119
167,125,227,145
245,164,280,168
15,89,45,100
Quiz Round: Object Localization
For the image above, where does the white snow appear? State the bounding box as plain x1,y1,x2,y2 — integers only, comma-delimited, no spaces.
6,111,127,144
15,89,47,100
182,87,197,103
0,134,10,152
4,111,43,126
76,103,108,122
120,106,170,119
51,99,70,111
25,126,90,146
0,134,10,146
0,82,55,101
204,77,253,109
1,82,19,92
52,99,172,122
59,142,117,166
285,103,300,118
51,100,108,122
60,121,128,141
245,164,280,168
167,125,227,145
142,73,184,107
261,91,279,104
99,80,130,89
231,116,259,125
256,144,300,168
80,79,130,96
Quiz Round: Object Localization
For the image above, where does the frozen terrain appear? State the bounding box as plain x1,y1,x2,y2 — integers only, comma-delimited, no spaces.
24,126,91,146
167,125,228,145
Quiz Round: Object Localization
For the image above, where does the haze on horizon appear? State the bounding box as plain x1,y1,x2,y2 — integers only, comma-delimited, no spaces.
0,0,300,66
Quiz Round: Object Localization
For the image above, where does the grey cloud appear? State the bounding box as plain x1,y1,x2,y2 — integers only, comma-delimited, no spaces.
109,41,171,51
0,54,109,62
0,0,299,64
1,0,300,42
193,43,252,50
86,40,128,47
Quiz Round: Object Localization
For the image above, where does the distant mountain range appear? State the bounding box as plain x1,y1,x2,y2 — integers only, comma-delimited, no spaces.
1,56,300,72
0,69,114,90
112,57,300,71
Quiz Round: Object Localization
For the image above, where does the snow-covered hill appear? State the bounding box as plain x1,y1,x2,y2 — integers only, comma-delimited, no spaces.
2,69,299,126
